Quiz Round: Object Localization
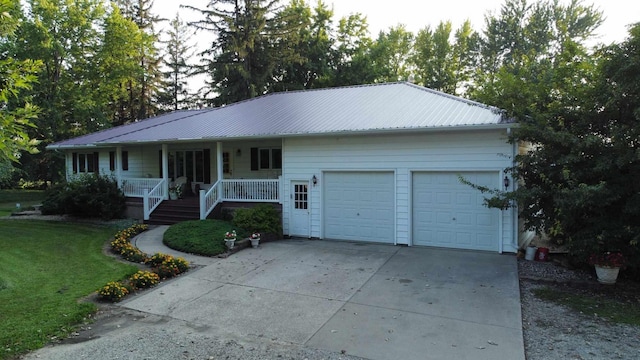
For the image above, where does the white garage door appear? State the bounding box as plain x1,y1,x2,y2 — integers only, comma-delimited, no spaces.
324,172,395,243
413,172,499,251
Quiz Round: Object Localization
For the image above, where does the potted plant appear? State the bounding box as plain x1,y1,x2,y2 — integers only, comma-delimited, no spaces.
168,184,181,200
588,251,625,284
224,230,237,250
250,232,260,248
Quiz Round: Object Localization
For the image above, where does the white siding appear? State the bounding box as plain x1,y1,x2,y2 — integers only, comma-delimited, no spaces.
282,130,517,252
222,140,283,180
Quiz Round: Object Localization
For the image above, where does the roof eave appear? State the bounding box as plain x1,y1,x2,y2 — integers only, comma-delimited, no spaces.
49,123,515,149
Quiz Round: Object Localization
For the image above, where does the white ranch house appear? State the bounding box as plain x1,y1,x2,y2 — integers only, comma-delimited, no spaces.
48,82,519,253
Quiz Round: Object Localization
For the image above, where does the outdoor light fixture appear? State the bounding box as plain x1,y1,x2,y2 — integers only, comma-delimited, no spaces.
312,175,318,186
504,175,510,189
236,149,241,156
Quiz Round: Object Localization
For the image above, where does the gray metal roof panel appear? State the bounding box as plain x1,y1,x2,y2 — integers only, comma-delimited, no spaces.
49,83,507,147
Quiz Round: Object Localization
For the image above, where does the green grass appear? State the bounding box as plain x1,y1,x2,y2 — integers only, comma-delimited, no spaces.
0,189,45,216
534,287,640,326
163,219,248,256
0,220,138,359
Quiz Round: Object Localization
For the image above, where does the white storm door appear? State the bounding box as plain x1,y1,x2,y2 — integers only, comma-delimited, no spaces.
290,181,310,237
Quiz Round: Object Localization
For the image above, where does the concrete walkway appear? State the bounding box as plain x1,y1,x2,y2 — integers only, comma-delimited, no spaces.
123,227,524,360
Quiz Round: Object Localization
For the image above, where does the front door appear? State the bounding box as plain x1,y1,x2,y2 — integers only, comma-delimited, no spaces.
290,181,310,237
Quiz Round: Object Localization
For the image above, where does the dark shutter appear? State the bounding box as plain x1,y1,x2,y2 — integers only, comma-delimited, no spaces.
250,147,258,171
158,150,163,177
122,151,129,171
109,152,115,171
72,153,78,174
93,152,99,174
272,148,282,169
203,149,211,183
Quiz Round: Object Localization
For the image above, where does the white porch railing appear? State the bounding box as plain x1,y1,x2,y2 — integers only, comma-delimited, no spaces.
222,179,280,202
122,178,165,198
199,179,221,220
199,178,281,220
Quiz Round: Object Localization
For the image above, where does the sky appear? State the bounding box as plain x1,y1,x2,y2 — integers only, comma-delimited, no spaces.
154,0,638,45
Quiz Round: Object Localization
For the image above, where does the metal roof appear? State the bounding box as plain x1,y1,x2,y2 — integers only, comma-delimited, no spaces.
48,82,511,149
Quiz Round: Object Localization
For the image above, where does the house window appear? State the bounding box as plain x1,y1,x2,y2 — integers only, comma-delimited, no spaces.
223,152,230,174
72,152,99,174
166,150,210,183
251,148,282,170
109,151,129,171
122,151,129,171
294,184,308,209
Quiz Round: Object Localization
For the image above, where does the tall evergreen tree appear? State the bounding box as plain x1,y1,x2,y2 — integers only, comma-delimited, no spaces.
187,0,301,106
157,13,196,111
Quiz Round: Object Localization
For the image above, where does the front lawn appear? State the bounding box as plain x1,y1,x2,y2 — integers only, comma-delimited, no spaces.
0,220,138,359
0,189,45,217
163,219,248,256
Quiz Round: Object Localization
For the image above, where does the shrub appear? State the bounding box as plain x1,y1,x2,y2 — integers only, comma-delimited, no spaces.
232,204,282,236
41,174,126,220
128,271,160,289
98,281,130,302
163,220,243,256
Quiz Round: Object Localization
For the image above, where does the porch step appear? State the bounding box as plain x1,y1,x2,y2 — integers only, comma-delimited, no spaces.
146,196,200,225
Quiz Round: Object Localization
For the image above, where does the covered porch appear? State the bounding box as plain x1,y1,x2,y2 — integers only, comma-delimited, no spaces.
100,140,282,221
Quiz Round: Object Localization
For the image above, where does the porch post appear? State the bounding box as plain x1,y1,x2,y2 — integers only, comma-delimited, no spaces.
162,144,169,200
115,146,123,189
216,141,223,181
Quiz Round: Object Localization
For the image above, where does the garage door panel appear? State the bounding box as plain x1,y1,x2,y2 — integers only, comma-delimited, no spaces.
324,172,394,243
413,171,499,251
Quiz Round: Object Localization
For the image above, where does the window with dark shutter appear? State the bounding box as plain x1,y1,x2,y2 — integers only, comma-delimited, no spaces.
72,153,78,173
250,147,259,171
122,151,129,171
109,152,115,171
272,148,282,169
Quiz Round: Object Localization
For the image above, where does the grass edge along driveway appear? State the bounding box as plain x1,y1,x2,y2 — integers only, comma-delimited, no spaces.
0,220,138,359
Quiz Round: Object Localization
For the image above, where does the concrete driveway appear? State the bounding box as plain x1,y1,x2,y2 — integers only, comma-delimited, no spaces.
121,239,524,360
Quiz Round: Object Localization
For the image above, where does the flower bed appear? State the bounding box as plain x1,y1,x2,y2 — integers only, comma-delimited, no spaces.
98,224,190,303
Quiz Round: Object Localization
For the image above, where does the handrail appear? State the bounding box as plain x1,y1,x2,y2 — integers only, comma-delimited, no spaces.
143,179,166,220
200,179,221,220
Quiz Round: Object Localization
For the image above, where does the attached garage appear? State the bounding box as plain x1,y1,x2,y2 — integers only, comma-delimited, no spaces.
324,172,395,243
412,171,500,251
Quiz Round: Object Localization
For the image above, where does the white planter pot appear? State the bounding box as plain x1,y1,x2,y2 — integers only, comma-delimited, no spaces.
225,239,236,250
169,191,178,200
594,265,620,284
250,238,260,248
525,246,537,261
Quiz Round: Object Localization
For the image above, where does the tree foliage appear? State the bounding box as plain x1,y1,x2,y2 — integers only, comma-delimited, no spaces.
0,0,41,163
157,13,196,111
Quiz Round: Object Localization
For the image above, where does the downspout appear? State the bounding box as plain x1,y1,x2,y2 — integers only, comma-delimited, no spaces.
162,144,169,200
508,127,519,252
